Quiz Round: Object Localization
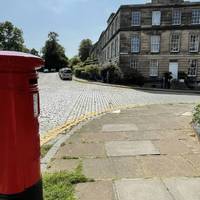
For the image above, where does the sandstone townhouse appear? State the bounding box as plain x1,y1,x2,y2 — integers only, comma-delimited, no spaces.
90,0,200,83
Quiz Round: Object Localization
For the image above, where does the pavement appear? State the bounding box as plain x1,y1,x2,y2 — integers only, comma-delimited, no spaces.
46,103,200,200
39,73,200,135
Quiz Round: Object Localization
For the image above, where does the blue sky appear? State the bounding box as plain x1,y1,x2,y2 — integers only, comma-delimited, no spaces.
0,0,199,58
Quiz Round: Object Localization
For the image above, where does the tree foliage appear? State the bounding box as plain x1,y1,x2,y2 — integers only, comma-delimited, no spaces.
42,32,68,71
30,48,39,56
78,39,92,62
69,55,81,67
0,21,25,51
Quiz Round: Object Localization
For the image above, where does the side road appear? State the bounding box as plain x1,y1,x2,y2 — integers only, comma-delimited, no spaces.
46,104,200,200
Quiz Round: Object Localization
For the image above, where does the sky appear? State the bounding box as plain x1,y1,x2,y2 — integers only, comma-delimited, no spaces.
0,0,199,58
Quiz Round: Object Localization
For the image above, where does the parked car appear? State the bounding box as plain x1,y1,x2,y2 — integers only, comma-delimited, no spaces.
43,68,49,73
59,68,72,80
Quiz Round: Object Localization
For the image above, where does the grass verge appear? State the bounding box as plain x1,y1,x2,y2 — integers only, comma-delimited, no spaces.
43,164,94,200
193,104,200,124
41,144,53,158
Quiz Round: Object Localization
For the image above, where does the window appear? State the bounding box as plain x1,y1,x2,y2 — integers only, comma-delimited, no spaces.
111,24,114,36
132,12,141,26
151,35,160,53
111,42,114,58
115,17,118,32
172,9,181,25
115,37,119,56
189,34,199,52
107,46,110,59
188,60,198,76
192,9,200,24
131,35,140,53
152,11,161,26
170,33,180,52
150,60,159,77
130,58,138,69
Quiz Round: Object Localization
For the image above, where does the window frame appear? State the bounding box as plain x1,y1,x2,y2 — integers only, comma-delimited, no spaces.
188,59,198,77
152,11,161,26
131,35,140,53
189,34,199,53
172,9,182,25
130,58,138,70
170,33,181,53
192,9,200,25
132,11,141,26
151,35,160,53
149,59,159,77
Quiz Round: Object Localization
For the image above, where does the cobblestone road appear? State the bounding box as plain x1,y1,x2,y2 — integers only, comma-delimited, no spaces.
39,73,200,134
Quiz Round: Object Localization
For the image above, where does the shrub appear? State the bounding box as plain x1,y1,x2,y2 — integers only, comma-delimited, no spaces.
193,104,200,125
74,67,84,78
123,69,145,86
100,64,123,83
178,71,187,80
85,65,100,80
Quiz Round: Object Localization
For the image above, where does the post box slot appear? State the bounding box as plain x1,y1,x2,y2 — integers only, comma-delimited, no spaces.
29,78,38,85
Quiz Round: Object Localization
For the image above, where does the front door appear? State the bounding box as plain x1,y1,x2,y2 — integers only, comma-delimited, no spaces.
169,62,178,79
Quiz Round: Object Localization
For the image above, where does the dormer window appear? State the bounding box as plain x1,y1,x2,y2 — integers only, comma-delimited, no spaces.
152,11,161,26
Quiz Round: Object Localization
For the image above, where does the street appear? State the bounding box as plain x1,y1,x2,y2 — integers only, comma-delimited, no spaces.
39,73,200,134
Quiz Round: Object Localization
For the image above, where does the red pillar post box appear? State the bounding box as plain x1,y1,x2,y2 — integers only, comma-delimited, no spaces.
0,51,44,200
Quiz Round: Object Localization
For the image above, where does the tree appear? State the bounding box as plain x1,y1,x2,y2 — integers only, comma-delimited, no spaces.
42,32,68,71
30,48,39,56
78,39,92,62
69,55,81,67
0,21,25,51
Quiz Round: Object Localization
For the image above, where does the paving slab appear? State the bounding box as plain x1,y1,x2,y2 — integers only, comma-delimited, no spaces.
153,139,192,155
112,157,144,178
83,158,116,179
55,143,106,158
164,177,200,200
102,124,138,132
75,181,115,200
47,159,80,173
105,141,160,157
114,178,173,200
139,155,199,177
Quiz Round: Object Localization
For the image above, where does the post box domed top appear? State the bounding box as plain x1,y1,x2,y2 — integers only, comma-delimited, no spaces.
0,51,44,72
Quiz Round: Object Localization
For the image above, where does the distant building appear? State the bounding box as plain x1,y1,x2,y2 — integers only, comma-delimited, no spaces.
90,0,200,84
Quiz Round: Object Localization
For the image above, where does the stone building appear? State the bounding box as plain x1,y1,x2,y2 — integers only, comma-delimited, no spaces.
90,0,200,83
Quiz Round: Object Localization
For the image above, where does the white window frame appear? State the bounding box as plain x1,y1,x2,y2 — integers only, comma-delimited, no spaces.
132,11,141,26
172,9,181,25
151,35,160,53
192,9,200,25
188,60,198,77
131,35,140,53
130,58,138,69
170,33,180,52
189,34,199,53
150,60,159,77
152,11,161,26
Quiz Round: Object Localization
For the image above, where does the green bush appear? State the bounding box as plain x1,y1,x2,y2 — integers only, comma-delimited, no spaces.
100,64,123,84
123,69,145,86
178,71,187,80
74,67,84,78
85,65,100,80
193,104,200,124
